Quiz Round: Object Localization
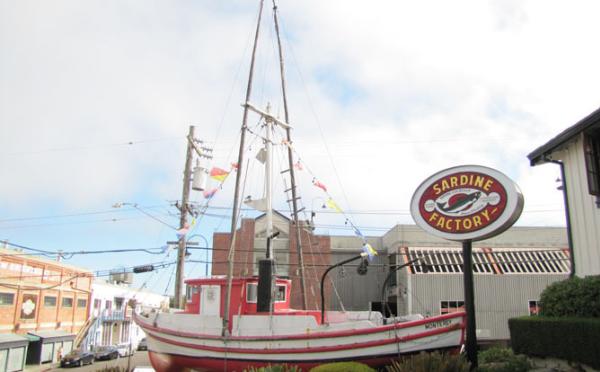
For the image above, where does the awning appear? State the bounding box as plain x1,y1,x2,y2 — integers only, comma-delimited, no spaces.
27,330,75,343
0,333,30,348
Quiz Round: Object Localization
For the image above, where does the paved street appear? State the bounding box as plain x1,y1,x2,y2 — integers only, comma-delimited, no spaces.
25,351,153,372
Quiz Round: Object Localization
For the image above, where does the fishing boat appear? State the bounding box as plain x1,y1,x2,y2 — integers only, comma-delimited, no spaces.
134,1,466,370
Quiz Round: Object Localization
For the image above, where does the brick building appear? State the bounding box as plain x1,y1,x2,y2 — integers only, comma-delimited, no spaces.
0,245,92,368
211,212,331,310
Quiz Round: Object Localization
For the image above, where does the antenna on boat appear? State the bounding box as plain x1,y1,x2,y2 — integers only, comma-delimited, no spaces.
222,0,265,336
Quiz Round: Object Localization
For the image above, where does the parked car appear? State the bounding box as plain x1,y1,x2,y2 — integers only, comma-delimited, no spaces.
117,343,135,357
94,345,120,360
137,337,148,351
60,350,94,368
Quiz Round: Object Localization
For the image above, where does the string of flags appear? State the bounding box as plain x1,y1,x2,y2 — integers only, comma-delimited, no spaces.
277,138,377,261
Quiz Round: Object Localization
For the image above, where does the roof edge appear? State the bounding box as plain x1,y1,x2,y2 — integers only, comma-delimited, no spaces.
528,106,600,166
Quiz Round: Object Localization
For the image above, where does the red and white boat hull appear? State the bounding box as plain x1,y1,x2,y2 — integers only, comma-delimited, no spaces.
134,311,465,371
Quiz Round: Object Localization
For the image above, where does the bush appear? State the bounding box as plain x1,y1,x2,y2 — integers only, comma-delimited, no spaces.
509,316,600,369
539,275,600,317
386,351,470,372
477,347,530,372
310,362,374,372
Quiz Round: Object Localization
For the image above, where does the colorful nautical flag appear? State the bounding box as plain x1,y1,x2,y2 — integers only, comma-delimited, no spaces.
210,167,229,182
294,161,303,171
353,226,365,239
203,188,218,199
230,162,239,170
362,243,378,261
325,198,343,213
312,178,327,192
176,224,190,240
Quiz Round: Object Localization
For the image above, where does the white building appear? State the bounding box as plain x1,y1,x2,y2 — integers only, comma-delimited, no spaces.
79,277,169,351
529,106,600,277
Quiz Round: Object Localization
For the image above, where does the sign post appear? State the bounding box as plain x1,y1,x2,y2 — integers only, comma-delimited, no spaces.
410,165,524,368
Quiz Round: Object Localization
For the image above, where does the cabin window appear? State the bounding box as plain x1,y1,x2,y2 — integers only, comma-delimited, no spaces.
245,283,286,303
440,300,464,314
246,283,258,303
186,285,192,302
528,300,540,316
275,285,286,302
584,132,600,198
77,299,87,308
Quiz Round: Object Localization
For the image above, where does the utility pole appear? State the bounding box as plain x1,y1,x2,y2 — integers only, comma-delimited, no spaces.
174,125,195,309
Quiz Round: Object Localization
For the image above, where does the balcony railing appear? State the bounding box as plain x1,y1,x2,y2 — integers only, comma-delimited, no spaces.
99,308,132,322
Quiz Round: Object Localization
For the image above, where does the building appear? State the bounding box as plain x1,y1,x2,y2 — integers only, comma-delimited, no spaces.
528,106,600,277
78,277,169,352
212,211,332,310
0,245,92,368
211,214,569,342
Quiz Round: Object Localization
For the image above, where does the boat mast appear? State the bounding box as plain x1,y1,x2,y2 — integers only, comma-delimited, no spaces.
222,0,265,335
272,0,308,310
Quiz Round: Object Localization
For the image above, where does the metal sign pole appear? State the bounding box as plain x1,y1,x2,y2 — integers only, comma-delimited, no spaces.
462,239,478,369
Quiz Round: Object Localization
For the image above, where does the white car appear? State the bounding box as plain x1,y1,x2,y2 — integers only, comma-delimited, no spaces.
116,343,135,357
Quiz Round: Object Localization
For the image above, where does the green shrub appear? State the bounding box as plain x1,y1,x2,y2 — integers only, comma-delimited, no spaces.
539,275,600,317
386,351,470,372
509,316,600,369
310,362,374,372
477,347,530,372
245,365,301,372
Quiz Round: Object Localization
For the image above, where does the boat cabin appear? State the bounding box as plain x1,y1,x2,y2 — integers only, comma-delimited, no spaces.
183,277,322,325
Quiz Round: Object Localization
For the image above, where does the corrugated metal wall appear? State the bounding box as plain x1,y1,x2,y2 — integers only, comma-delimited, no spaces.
328,251,387,311
555,136,600,277
404,273,568,340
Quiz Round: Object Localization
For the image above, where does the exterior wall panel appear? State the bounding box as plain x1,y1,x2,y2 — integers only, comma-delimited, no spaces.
556,137,600,276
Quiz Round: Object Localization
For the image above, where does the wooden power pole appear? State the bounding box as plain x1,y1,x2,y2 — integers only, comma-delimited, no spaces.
174,125,195,309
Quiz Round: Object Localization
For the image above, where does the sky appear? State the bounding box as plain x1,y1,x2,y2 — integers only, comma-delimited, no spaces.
2,0,600,296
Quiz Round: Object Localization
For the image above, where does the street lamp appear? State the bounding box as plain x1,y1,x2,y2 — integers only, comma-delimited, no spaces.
187,234,210,277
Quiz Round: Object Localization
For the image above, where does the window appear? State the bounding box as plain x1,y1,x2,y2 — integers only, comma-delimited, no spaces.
115,297,124,310
246,283,257,303
440,300,464,314
62,297,73,307
77,299,87,308
245,283,286,303
94,299,101,309
584,132,600,197
528,300,540,316
0,292,15,305
44,296,57,307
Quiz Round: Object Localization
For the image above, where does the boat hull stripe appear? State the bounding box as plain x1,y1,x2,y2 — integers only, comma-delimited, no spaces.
146,323,464,355
134,311,465,342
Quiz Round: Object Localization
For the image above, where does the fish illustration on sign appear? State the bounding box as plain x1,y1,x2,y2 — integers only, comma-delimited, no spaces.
437,191,482,214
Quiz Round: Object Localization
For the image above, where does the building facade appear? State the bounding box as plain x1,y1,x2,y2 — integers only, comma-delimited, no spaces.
211,215,569,342
0,246,92,368
529,106,600,277
80,279,169,352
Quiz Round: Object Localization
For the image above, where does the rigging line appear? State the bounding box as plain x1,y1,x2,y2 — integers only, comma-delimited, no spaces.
163,263,178,297
130,204,178,230
278,14,356,219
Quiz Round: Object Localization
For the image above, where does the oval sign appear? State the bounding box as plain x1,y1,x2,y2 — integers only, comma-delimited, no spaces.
410,165,524,242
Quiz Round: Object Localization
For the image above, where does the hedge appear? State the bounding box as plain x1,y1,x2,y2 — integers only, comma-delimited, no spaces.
509,316,600,369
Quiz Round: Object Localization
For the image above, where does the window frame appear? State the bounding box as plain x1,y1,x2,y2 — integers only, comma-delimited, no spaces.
62,297,73,308
0,292,15,306
44,296,57,307
584,132,600,197
77,298,87,308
